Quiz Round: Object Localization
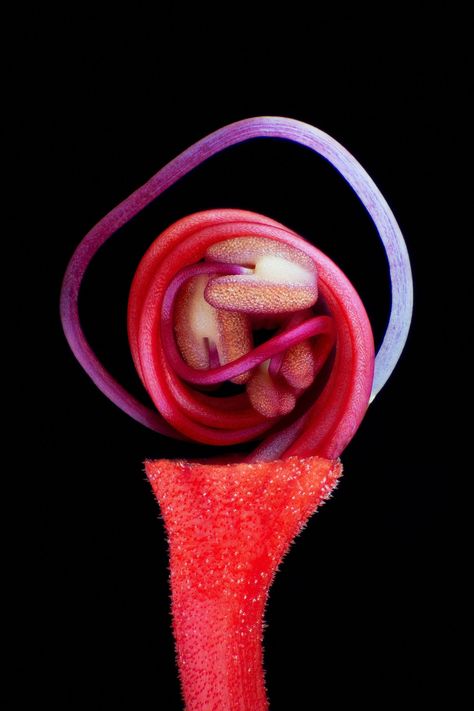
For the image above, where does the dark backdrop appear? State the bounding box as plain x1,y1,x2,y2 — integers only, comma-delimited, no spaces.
18,8,468,709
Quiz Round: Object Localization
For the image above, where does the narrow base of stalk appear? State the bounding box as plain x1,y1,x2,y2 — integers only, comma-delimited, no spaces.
146,455,342,711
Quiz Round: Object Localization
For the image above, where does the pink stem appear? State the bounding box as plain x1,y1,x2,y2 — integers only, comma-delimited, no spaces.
162,314,334,385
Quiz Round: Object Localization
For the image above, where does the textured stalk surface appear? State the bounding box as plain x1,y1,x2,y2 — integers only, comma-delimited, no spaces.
146,455,342,710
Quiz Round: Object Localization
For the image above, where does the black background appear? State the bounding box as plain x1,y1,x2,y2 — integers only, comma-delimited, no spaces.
17,7,469,710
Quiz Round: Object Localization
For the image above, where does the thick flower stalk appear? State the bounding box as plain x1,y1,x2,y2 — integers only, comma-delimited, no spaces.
147,456,341,710
60,117,412,710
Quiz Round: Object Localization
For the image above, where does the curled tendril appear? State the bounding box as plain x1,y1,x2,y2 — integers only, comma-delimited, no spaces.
60,117,413,460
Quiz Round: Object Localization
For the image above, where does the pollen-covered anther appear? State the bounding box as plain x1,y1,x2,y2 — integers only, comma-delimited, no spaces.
279,340,316,389
174,276,214,370
174,274,252,379
216,310,253,384
247,360,297,418
205,237,318,314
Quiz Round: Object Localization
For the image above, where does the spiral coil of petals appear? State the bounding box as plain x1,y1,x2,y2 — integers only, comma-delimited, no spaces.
60,117,412,460
126,208,373,459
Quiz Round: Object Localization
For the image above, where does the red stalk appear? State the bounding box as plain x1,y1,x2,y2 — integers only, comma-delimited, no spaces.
146,455,342,710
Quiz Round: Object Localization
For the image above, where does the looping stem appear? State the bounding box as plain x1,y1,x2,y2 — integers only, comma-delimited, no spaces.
60,117,412,457
128,210,374,457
